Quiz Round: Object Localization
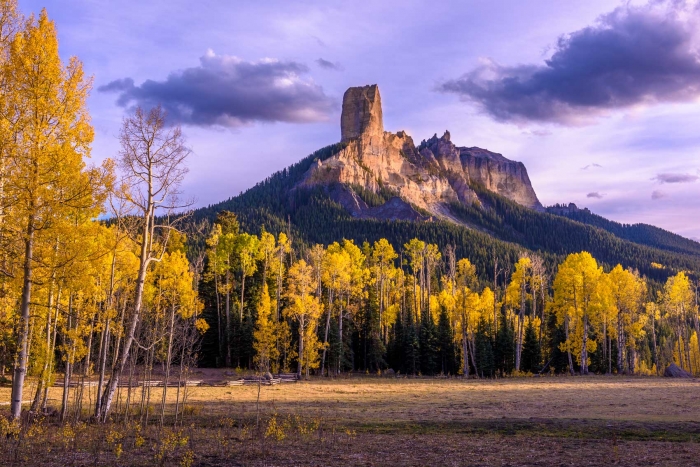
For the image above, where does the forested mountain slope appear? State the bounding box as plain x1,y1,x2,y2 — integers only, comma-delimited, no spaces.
192,142,700,284
546,203,700,257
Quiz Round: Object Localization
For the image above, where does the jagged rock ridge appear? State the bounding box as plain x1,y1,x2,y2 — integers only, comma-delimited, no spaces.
302,84,543,222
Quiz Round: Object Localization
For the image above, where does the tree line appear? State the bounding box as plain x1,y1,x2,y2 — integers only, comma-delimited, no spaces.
200,212,700,380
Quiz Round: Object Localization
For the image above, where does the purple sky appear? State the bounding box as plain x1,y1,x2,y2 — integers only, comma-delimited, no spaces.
19,0,700,240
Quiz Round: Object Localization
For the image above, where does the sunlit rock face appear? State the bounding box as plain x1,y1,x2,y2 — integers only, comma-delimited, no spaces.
303,85,543,222
340,84,383,143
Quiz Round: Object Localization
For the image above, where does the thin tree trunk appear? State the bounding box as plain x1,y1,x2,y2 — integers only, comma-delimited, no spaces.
240,273,246,321
32,283,55,411
651,313,659,375
321,288,333,376
42,288,62,409
10,222,35,420
225,277,231,367
581,316,589,375
565,317,574,376
214,271,222,365
99,210,152,421
297,317,304,379
160,303,176,427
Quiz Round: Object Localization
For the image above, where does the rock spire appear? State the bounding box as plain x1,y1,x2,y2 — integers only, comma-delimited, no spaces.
340,84,383,142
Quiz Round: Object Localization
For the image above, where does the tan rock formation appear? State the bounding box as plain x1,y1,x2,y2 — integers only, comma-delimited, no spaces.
341,85,383,142
304,85,543,222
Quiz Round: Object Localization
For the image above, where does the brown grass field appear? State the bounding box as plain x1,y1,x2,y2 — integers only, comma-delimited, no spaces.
1,375,700,466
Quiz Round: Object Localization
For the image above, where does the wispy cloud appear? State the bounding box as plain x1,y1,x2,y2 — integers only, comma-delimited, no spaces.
651,190,667,200
581,163,603,170
99,50,335,127
315,58,343,71
438,1,700,124
652,173,699,184
587,192,604,199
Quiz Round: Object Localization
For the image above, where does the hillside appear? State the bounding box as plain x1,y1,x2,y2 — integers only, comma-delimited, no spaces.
193,147,700,285
191,84,700,284
546,203,700,257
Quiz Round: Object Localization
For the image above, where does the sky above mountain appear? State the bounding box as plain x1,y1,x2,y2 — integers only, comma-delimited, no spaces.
18,0,700,240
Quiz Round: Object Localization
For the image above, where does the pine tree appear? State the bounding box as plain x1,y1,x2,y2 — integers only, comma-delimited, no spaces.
437,307,457,375
495,306,515,375
521,320,541,373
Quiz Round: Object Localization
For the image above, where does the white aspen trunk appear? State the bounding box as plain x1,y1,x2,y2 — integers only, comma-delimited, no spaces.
10,222,34,420
32,284,54,411
462,322,469,377
581,316,589,375
214,271,222,364
321,287,333,377
297,316,304,379
651,314,659,375
240,273,246,321
565,317,574,376
225,276,231,367
42,288,62,409
338,298,344,375
617,310,624,374
160,303,176,427
99,202,152,421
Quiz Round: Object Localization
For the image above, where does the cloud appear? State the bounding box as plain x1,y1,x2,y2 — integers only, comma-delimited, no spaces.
521,129,552,137
316,58,343,71
438,1,700,124
651,190,667,200
581,163,603,170
587,192,604,199
99,50,336,127
652,173,699,183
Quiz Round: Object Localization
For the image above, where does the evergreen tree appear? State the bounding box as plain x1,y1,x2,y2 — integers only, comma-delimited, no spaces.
521,320,541,373
495,306,515,375
419,313,438,375
475,318,495,378
437,308,457,375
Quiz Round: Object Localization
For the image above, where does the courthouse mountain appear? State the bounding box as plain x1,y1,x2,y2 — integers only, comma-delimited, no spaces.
192,85,700,282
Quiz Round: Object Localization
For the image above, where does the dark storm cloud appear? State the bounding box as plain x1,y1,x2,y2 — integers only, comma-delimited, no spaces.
438,2,700,124
652,173,699,183
315,58,343,71
99,51,335,127
587,192,604,199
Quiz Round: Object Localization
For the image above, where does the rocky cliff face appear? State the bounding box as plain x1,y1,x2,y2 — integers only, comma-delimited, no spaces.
302,84,543,222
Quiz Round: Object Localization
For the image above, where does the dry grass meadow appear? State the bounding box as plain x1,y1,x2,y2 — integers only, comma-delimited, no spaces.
1,374,700,466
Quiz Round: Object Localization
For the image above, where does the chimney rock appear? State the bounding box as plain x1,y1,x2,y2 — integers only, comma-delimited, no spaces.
341,84,383,142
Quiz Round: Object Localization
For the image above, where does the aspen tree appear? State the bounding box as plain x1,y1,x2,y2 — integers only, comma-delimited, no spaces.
253,283,278,373
552,252,603,375
661,272,696,372
284,259,322,378
337,240,368,373
507,255,531,372
236,232,261,321
607,265,647,374
404,239,425,321
373,239,397,341
320,242,350,375
99,106,190,421
4,10,106,419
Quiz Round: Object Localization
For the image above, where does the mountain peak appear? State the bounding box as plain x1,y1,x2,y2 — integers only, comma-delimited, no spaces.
304,84,543,222
341,84,383,142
